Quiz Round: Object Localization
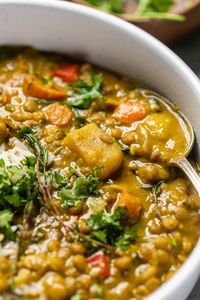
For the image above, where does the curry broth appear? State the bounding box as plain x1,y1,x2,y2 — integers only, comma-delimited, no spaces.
0,47,199,300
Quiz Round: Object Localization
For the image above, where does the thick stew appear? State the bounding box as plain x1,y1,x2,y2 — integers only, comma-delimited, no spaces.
0,47,199,300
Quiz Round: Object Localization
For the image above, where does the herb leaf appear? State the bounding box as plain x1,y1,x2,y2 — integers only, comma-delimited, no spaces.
68,73,103,109
117,223,139,249
0,209,13,228
60,169,101,208
0,209,15,240
86,208,139,249
0,158,37,210
18,126,48,171
60,177,89,208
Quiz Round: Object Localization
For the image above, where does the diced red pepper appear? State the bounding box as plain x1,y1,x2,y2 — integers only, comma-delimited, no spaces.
53,65,78,83
86,251,110,278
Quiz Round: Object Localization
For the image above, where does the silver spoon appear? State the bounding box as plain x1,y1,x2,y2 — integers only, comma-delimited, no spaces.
145,90,200,197
172,112,200,197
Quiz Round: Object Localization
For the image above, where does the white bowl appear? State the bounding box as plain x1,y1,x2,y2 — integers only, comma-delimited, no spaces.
0,1,199,299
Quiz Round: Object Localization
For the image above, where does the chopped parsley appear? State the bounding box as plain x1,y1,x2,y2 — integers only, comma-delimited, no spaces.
67,73,103,109
0,157,38,240
0,209,15,239
85,207,139,249
18,126,48,172
60,168,101,208
0,158,37,209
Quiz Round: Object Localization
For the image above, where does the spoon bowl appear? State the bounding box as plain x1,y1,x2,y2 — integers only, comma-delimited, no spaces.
170,111,200,198
142,90,200,196
149,91,200,196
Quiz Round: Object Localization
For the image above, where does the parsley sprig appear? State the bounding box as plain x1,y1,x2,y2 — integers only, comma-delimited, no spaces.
67,73,103,109
60,167,101,208
83,207,139,251
0,209,15,240
17,127,61,216
0,157,38,239
17,127,48,172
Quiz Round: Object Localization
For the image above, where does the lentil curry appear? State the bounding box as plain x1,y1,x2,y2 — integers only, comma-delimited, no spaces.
0,47,199,300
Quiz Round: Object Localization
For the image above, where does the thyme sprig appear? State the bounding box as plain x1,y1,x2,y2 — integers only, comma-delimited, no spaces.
139,177,164,218
18,127,59,216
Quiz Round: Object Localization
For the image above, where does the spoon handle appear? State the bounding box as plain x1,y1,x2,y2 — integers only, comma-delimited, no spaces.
174,157,200,197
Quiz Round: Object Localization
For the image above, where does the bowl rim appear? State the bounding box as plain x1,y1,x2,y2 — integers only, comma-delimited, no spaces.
0,1,200,299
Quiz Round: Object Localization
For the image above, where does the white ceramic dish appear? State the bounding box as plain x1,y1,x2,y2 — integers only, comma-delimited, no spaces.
0,1,199,299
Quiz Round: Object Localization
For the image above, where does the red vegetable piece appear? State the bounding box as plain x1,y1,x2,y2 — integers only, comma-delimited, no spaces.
86,251,110,278
53,65,78,83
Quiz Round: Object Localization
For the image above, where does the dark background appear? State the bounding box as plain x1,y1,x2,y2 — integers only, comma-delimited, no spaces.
171,29,200,300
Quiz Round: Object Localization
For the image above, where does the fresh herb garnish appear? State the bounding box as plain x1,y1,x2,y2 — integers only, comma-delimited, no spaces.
0,209,15,240
117,223,140,249
18,127,48,172
85,207,139,249
60,177,90,208
60,168,101,208
18,127,61,217
0,158,37,209
68,73,103,109
0,157,38,240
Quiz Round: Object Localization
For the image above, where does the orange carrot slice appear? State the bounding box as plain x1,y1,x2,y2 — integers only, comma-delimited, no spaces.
46,103,73,127
117,191,141,217
113,102,148,124
23,75,67,100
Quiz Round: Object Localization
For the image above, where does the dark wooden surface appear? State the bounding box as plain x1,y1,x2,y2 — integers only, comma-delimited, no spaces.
171,29,200,300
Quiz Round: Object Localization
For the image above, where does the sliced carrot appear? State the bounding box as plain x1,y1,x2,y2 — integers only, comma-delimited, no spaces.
117,191,141,217
113,102,148,125
46,103,73,127
23,75,67,100
53,65,78,83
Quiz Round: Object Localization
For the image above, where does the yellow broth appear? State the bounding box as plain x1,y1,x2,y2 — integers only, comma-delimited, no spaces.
0,47,199,300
